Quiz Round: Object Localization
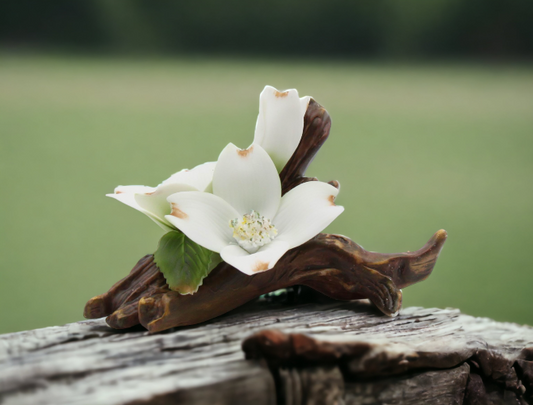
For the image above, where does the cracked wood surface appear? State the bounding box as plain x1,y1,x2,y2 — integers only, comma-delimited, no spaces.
2,301,533,404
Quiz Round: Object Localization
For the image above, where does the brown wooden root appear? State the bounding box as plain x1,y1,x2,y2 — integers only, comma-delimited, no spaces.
280,99,331,193
139,230,446,332
83,255,167,329
85,229,446,332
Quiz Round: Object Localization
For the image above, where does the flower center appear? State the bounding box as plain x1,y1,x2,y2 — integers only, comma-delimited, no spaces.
230,210,278,253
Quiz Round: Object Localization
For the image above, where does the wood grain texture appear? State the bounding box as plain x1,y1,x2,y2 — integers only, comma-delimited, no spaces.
3,301,533,404
343,363,471,405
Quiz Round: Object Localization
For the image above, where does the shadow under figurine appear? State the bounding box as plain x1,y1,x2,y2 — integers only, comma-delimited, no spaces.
84,98,447,333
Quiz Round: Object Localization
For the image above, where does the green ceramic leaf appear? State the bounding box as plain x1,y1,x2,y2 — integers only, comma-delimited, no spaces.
154,231,222,294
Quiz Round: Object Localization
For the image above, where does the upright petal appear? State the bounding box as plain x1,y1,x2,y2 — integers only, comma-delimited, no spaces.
273,181,344,249
253,86,310,171
161,161,216,192
165,191,240,253
220,240,290,275
213,143,281,219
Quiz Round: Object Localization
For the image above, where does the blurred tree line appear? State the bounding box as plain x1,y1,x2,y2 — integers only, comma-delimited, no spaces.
1,0,532,58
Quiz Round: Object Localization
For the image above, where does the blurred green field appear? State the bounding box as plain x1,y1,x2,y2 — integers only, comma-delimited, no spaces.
1,55,532,334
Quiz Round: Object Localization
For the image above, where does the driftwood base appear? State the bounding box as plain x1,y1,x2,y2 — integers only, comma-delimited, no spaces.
2,301,533,405
84,230,447,332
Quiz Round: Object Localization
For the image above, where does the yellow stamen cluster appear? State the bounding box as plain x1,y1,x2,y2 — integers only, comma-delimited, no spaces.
230,210,278,253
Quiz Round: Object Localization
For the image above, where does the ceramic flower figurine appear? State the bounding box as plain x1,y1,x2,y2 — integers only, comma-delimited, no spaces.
86,84,446,333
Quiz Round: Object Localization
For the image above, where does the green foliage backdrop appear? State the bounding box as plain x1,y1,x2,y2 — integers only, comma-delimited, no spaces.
1,0,532,58
1,55,532,334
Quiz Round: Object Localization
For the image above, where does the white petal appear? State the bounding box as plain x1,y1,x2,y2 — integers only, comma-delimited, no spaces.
220,240,290,275
213,143,281,219
253,85,310,171
134,183,198,223
161,161,216,192
273,181,344,249
165,191,240,253
107,185,172,231
107,185,155,211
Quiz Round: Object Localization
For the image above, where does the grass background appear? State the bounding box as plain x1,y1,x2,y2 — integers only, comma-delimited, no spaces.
1,55,532,334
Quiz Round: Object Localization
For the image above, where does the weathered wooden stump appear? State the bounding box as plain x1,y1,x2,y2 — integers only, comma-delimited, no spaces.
1,300,532,404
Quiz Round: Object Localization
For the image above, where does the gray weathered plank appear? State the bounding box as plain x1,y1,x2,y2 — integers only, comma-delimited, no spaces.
1,300,533,404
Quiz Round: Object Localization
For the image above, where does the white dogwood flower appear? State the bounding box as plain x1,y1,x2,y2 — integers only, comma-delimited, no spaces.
107,161,216,232
165,143,343,275
253,85,311,171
